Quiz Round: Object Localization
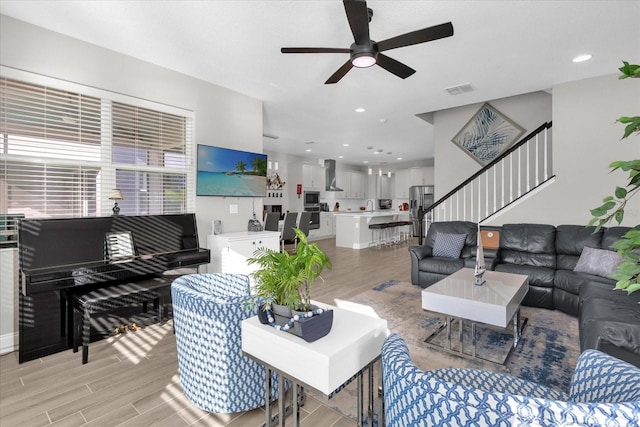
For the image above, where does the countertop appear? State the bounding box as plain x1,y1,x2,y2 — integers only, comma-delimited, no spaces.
331,210,410,217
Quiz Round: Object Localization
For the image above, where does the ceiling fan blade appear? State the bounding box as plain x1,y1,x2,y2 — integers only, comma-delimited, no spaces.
325,60,354,84
343,0,371,45
377,22,454,52
281,47,350,54
376,54,416,79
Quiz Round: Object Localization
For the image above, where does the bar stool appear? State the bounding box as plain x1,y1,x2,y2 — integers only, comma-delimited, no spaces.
384,222,399,246
396,221,413,243
368,223,388,248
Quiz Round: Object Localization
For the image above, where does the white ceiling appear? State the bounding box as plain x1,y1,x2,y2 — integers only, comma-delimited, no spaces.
2,1,639,168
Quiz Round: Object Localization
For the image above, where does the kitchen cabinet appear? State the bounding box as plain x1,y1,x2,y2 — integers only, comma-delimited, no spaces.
409,167,434,186
207,231,280,278
333,170,367,199
335,170,350,197
302,164,325,191
376,175,392,199
349,172,367,199
394,169,410,198
322,212,335,237
308,212,335,240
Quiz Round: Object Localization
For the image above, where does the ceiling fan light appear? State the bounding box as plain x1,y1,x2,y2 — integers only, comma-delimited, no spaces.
352,53,376,68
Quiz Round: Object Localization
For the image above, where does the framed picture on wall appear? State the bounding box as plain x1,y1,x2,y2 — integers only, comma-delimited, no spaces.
452,103,525,166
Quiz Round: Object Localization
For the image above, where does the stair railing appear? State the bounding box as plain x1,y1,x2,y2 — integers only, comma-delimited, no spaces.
427,121,553,226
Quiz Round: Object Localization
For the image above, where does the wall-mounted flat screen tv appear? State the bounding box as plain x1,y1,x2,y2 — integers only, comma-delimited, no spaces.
197,144,267,197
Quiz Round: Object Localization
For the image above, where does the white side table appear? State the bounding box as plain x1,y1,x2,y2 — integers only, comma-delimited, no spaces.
242,302,389,427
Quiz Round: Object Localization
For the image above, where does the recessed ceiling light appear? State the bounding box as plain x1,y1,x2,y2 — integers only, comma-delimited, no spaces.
338,155,344,159
305,149,311,152
355,108,365,113
373,152,379,155
397,157,403,160
363,160,369,164
343,143,349,147
572,54,592,63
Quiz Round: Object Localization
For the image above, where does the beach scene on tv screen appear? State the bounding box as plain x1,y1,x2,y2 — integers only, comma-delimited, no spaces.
197,145,267,197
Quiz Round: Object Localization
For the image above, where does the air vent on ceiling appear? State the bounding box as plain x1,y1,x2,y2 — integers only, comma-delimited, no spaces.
444,83,473,95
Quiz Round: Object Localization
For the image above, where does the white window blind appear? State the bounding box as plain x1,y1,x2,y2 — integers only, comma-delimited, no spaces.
0,74,193,240
111,102,190,215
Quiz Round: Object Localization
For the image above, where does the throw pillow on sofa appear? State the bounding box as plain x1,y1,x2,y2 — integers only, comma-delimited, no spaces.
574,246,624,278
432,232,467,258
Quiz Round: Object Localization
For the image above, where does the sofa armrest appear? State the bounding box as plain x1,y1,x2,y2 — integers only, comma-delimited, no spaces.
430,368,568,401
569,349,640,403
408,245,432,285
409,244,432,259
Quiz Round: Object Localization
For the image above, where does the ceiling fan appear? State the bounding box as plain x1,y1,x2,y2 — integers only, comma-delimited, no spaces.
281,0,454,84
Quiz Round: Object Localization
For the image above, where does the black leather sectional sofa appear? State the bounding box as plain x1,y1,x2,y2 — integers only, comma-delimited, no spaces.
409,221,640,367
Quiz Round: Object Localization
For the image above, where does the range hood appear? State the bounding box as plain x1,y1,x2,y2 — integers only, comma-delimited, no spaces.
324,159,343,191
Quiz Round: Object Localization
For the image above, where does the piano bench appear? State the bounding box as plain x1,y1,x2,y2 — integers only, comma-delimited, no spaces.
72,280,167,364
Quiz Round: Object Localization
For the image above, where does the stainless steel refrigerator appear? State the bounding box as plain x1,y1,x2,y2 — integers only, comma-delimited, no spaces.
409,185,434,239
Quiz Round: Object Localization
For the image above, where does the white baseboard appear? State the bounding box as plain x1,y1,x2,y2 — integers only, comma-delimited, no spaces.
0,332,18,355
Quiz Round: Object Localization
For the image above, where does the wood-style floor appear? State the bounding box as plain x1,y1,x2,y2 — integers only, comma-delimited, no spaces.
0,237,415,427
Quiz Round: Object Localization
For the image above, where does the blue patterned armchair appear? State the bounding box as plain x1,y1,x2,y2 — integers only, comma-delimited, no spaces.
382,333,640,426
171,273,279,413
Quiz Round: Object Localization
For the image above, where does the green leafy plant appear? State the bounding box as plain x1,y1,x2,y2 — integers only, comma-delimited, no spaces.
248,228,332,311
589,60,640,295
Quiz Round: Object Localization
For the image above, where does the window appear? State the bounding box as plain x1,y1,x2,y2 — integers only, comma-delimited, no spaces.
0,71,194,234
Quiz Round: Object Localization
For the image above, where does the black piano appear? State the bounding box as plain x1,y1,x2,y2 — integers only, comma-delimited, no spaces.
18,214,210,363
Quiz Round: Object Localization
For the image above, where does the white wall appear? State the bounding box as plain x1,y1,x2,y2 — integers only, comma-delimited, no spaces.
0,15,264,243
0,248,18,354
433,80,640,227
434,91,552,198
506,73,639,226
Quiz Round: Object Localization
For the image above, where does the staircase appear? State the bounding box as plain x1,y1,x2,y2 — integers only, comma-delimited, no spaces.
426,121,554,226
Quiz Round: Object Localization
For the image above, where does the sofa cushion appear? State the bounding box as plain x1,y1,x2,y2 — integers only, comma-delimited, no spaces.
555,225,603,271
432,232,467,258
602,226,631,250
554,269,615,296
425,221,477,257
574,246,624,279
418,257,465,275
499,223,556,269
501,223,556,253
494,263,555,288
579,297,640,363
580,281,640,305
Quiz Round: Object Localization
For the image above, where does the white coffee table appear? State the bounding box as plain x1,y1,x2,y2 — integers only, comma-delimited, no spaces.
421,268,529,365
242,302,389,427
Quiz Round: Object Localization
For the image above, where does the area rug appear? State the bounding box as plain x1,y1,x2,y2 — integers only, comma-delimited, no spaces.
310,280,581,421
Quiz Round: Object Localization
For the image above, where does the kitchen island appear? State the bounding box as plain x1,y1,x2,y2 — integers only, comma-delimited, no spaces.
334,211,410,249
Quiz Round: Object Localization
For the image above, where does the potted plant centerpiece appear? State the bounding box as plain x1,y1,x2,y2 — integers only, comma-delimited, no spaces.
247,228,333,341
